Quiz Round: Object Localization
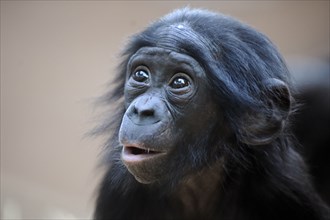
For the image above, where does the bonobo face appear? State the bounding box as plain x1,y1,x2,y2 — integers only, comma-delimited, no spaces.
119,47,219,184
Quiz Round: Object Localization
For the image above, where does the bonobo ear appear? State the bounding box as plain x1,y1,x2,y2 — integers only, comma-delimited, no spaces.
239,78,291,145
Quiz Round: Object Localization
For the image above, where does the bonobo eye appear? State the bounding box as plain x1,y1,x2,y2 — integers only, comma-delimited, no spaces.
169,75,191,89
132,67,149,83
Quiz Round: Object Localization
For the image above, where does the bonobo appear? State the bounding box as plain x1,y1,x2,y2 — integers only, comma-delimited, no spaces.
94,8,330,220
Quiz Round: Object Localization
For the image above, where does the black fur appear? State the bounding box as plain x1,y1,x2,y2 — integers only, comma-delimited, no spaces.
94,8,330,220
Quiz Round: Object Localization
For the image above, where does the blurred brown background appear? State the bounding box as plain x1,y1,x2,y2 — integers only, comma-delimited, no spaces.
1,1,329,219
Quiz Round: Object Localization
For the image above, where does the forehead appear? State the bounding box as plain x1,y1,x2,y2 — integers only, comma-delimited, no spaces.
127,47,204,75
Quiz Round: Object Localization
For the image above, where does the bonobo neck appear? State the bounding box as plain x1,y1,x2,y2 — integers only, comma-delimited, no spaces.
174,158,224,218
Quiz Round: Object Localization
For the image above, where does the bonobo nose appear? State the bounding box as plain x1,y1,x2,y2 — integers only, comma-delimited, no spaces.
127,96,162,125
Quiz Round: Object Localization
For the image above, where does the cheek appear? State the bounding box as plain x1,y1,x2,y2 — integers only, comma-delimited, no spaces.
178,94,219,134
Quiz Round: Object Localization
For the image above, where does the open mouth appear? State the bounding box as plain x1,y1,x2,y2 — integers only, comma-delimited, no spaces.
125,146,159,155
122,146,165,162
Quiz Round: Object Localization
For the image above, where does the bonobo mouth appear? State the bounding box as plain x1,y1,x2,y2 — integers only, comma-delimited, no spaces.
122,145,166,163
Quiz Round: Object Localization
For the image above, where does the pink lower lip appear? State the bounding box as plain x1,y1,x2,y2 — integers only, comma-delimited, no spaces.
121,146,165,163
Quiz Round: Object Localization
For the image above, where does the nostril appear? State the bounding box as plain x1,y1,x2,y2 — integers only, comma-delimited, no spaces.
141,109,154,117
133,107,138,115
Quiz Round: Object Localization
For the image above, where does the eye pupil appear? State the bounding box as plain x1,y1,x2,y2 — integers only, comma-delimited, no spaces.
133,70,149,82
171,77,190,89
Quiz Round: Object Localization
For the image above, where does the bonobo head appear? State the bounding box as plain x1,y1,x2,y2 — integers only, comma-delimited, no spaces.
114,8,292,184
119,47,220,184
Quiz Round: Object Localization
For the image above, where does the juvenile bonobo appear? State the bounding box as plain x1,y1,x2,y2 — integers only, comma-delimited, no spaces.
94,8,330,220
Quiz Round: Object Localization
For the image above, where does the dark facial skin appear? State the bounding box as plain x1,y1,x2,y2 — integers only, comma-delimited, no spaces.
119,47,219,184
